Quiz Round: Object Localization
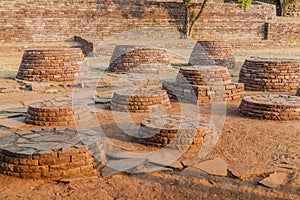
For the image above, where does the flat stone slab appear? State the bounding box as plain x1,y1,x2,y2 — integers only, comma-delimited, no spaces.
0,117,27,129
192,158,228,177
0,127,106,180
259,172,289,188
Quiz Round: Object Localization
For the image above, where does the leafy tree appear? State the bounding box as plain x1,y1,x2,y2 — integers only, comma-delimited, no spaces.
182,0,253,38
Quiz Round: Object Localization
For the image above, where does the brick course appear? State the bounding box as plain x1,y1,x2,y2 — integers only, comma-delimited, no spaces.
239,94,300,120
189,41,235,68
108,45,171,73
16,48,84,82
238,58,300,92
135,115,209,147
163,66,244,104
0,127,106,180
110,88,171,112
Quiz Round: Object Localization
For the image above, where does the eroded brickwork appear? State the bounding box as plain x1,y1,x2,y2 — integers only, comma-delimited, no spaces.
239,58,300,92
16,48,84,82
189,41,235,68
239,94,300,120
110,88,171,112
108,45,171,73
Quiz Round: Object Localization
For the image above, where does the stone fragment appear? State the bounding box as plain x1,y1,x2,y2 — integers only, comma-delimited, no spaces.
259,172,289,188
193,158,228,177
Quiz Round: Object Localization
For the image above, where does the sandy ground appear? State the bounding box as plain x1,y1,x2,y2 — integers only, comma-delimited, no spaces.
0,38,299,199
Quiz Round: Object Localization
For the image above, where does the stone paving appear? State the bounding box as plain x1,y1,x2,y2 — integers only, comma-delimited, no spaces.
0,127,106,179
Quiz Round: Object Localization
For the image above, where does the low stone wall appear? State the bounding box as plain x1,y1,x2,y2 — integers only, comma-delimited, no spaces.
239,94,300,120
0,127,106,180
16,48,84,82
188,41,235,68
238,58,300,92
25,98,92,126
135,115,209,147
163,66,244,104
110,88,171,112
108,45,171,73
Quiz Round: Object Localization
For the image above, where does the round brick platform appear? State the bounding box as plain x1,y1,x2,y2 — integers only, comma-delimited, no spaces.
189,41,235,68
239,58,300,92
239,94,300,120
16,48,84,82
0,127,106,179
163,66,244,104
25,99,92,126
176,66,232,86
296,86,300,96
136,115,209,147
108,45,171,73
110,88,171,112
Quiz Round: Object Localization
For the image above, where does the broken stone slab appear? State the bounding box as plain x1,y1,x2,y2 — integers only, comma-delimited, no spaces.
0,117,27,129
130,162,173,174
4,108,28,113
259,172,289,188
229,164,276,180
101,158,148,177
192,157,228,177
179,167,208,177
0,113,25,119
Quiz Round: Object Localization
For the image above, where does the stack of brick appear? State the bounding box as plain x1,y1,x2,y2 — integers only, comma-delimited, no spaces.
239,58,300,92
16,48,84,82
135,115,209,147
110,88,171,112
108,45,171,73
296,86,300,96
0,127,106,180
163,66,244,104
239,94,300,120
25,98,92,126
189,41,235,68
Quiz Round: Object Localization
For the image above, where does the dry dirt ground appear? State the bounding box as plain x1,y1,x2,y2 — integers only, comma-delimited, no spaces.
0,39,299,200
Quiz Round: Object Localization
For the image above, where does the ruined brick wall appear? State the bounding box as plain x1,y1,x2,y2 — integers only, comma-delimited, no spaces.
0,0,275,42
267,22,300,40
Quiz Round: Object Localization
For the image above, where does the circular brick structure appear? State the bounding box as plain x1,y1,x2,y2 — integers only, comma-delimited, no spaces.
0,127,106,179
108,45,171,73
110,88,171,112
25,99,92,126
297,86,300,96
239,94,300,120
16,48,84,82
176,66,232,86
163,65,244,104
136,115,209,147
189,41,235,68
239,58,300,92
